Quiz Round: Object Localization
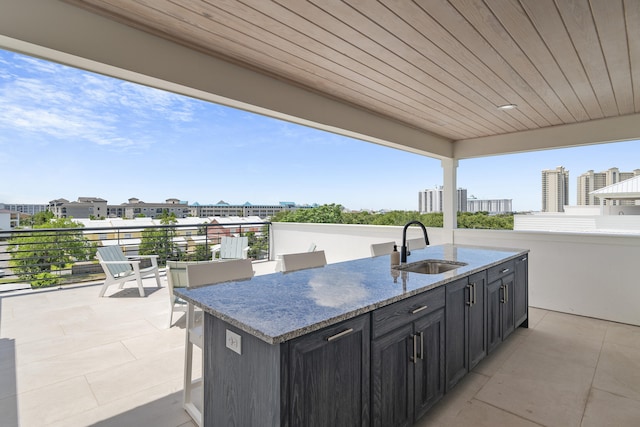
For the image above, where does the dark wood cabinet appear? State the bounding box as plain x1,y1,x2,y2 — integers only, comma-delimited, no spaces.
486,261,516,355
289,314,371,427
203,252,528,427
445,272,486,391
514,255,529,328
371,288,445,427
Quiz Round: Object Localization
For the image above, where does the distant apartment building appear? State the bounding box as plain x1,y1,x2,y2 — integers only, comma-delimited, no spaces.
466,196,513,214
192,201,310,218
49,197,108,219
0,203,48,216
577,168,640,206
418,187,468,213
542,166,569,212
107,197,191,219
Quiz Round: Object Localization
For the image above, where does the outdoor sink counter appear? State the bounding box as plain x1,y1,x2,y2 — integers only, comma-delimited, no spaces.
175,244,529,427
176,244,528,344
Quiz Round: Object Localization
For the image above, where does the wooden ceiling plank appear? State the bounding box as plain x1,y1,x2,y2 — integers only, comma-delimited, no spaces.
263,0,507,135
590,0,635,115
417,0,557,128
338,0,531,134
151,0,486,137
486,0,589,122
379,0,539,130
226,0,496,136
89,0,470,136
625,0,640,112
448,0,573,125
555,0,619,117
520,0,604,120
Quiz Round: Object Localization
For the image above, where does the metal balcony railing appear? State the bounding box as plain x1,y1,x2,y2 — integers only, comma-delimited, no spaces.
0,221,271,287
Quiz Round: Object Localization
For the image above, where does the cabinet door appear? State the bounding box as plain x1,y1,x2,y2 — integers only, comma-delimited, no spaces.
289,315,370,427
371,323,414,427
486,279,503,355
514,256,528,328
467,272,486,370
501,273,515,341
445,278,469,391
414,308,445,421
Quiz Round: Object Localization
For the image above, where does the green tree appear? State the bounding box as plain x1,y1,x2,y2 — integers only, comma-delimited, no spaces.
271,205,511,230
246,226,270,259
139,210,180,264
20,210,54,227
8,216,96,287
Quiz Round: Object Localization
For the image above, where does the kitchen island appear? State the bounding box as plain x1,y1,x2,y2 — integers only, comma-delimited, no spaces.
176,244,529,426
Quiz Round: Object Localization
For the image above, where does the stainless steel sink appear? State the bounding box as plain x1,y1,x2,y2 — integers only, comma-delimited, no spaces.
393,259,468,274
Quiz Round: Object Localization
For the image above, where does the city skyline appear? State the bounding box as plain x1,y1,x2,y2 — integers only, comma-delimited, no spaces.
2,48,640,212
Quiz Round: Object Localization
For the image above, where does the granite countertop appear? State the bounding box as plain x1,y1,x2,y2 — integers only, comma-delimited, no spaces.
175,244,528,345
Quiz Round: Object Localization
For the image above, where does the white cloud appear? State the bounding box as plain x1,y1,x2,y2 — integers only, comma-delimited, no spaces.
0,50,199,150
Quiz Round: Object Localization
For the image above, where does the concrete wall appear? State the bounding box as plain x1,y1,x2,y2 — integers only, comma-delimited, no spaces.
271,223,640,326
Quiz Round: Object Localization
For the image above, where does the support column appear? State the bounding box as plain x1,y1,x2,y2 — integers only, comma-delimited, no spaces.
441,158,458,243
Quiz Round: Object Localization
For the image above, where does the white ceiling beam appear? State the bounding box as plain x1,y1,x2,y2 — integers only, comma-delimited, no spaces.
454,113,640,159
0,0,452,159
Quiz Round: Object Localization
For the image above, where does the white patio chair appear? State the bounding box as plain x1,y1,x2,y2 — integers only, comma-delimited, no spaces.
210,236,250,261
280,250,327,272
407,237,428,250
96,246,161,297
275,242,317,271
183,258,254,426
370,241,396,257
166,261,191,328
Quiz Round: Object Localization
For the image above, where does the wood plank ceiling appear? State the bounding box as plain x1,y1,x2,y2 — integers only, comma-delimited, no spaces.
66,0,640,142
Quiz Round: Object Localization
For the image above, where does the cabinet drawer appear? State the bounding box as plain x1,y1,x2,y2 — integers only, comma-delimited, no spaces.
372,287,445,339
487,260,515,283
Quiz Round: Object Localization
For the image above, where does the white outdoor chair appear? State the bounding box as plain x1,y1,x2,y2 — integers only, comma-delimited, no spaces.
166,260,201,328
96,246,161,297
210,236,250,261
407,237,428,250
183,258,254,426
370,241,396,257
275,242,317,271
281,250,327,272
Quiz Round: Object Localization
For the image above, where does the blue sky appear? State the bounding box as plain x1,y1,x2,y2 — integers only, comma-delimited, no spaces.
1,48,639,212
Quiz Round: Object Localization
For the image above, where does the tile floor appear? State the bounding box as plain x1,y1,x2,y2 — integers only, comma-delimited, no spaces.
1,269,639,426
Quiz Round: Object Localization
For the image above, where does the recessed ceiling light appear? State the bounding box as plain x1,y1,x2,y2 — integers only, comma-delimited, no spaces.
497,104,517,110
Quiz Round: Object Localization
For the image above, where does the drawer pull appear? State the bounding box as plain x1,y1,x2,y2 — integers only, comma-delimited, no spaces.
326,328,354,342
500,268,510,274
520,256,527,261
411,305,429,314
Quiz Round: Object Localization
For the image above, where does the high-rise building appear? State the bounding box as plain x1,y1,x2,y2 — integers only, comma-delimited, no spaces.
577,168,640,206
542,166,569,212
467,197,513,214
418,187,467,213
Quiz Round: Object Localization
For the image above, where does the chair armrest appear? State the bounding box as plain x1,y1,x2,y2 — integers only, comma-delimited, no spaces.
127,255,159,267
100,260,140,265
210,244,221,260
242,246,250,259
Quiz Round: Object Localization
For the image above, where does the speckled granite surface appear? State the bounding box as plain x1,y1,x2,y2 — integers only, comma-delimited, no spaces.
175,244,528,344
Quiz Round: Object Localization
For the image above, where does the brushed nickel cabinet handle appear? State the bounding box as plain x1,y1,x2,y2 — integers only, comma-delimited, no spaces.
520,256,527,261
473,283,478,305
411,305,428,314
501,268,510,274
466,284,473,306
326,328,354,342
500,284,505,303
411,334,418,364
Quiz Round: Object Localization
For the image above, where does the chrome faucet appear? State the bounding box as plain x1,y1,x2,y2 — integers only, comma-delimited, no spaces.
401,220,429,263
